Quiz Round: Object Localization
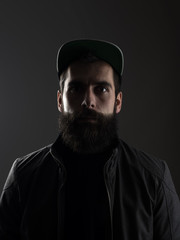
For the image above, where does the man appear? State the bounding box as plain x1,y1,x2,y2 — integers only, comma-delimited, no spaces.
0,39,180,240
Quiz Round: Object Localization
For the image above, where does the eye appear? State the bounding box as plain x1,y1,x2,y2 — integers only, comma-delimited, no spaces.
94,86,109,94
68,85,80,94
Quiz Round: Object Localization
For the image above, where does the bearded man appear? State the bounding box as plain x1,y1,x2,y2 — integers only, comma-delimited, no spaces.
0,39,180,240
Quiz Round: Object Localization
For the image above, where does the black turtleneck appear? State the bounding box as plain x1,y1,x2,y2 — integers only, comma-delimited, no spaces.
61,146,113,240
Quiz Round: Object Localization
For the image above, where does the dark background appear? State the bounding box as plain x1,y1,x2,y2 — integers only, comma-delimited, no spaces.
0,0,180,195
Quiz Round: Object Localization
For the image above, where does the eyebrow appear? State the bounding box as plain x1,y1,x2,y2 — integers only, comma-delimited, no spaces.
68,80,113,89
95,81,113,89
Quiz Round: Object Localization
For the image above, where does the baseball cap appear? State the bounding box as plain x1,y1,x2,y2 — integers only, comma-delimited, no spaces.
56,39,124,78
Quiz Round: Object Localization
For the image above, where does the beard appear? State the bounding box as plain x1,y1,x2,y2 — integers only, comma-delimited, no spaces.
58,108,119,154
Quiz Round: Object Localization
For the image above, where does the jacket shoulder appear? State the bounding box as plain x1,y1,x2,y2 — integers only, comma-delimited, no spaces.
118,139,177,193
118,139,168,181
16,144,52,170
3,144,52,191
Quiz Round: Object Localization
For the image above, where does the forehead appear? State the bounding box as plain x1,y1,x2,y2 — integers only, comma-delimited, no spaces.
65,60,114,85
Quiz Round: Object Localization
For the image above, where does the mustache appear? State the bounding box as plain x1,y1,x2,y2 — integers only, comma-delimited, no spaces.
64,109,106,121
76,109,101,118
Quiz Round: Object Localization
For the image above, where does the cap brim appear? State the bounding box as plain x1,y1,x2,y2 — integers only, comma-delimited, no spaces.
56,39,124,77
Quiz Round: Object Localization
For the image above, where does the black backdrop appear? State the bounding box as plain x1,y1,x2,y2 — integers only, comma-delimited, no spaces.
0,0,180,196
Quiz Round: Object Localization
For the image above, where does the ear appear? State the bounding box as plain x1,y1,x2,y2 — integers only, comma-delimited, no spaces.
57,90,63,112
115,91,123,114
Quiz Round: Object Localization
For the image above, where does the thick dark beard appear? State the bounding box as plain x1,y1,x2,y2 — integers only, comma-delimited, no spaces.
58,108,118,154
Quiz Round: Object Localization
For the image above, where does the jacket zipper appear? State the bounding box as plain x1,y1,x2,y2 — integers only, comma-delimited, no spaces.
57,165,67,240
104,165,113,240
50,150,67,240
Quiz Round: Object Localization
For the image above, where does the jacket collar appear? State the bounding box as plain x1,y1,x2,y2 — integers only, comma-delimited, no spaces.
50,134,121,167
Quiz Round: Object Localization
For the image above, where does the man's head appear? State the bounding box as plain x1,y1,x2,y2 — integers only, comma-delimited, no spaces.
56,39,124,154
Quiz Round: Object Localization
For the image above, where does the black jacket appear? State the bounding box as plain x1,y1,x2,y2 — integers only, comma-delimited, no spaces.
0,136,180,240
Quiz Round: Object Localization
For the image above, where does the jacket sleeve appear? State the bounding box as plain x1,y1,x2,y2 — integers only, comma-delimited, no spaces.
153,161,180,240
0,160,22,240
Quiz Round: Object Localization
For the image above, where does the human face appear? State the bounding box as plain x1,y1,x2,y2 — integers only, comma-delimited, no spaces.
57,60,122,117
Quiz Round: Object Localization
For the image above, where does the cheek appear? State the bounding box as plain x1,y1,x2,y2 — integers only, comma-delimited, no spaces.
62,94,71,112
98,96,116,113
62,93,81,113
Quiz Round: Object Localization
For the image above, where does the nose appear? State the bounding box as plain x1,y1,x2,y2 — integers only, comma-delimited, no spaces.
81,87,95,109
